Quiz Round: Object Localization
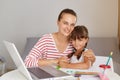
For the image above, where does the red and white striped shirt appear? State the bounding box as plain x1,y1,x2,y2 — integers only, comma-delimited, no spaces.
24,34,74,68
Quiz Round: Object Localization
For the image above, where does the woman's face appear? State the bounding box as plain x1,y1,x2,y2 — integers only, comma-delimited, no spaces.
57,13,77,37
71,38,88,51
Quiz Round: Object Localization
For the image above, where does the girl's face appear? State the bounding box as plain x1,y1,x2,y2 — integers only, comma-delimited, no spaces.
57,13,77,37
71,38,88,51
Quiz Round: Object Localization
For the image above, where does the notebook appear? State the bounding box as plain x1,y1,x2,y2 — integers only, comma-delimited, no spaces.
3,41,74,80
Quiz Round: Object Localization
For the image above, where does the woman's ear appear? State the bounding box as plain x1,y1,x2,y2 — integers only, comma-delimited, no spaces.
57,20,59,26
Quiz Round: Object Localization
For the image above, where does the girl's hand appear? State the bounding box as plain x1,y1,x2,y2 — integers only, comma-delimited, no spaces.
58,56,69,63
83,49,96,64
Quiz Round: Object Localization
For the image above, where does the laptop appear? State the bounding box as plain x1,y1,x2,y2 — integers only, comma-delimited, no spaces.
3,41,73,80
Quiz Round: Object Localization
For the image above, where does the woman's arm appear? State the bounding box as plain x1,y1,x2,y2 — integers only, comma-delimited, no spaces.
24,35,48,67
38,56,69,66
37,59,59,66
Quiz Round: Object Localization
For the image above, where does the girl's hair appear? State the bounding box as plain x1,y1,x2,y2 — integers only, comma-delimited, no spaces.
68,25,89,60
68,25,89,41
58,8,77,21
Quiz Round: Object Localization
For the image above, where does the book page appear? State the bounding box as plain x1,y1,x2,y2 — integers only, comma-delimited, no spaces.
59,56,114,75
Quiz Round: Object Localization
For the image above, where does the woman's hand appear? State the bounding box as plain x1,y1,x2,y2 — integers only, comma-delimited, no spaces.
57,56,69,68
58,61,69,68
38,59,50,66
38,59,58,66
37,56,69,66
83,49,96,65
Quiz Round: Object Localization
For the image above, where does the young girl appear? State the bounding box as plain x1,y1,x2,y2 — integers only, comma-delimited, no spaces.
58,25,92,69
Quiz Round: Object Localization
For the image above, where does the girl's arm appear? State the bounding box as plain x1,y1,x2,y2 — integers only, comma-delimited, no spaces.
58,56,91,69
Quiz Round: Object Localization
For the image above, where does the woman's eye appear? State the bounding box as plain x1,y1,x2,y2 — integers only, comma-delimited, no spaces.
71,24,75,27
63,22,68,25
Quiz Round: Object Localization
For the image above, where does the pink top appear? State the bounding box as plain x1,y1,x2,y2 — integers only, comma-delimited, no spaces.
24,34,74,68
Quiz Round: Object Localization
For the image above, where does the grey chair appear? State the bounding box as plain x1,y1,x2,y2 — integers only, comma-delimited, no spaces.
22,37,119,60
22,37,40,60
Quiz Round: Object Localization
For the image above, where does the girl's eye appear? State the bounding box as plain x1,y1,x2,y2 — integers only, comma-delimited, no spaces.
80,39,82,41
70,40,73,42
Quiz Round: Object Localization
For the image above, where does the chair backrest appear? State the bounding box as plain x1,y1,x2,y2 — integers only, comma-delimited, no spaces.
87,37,119,56
22,37,119,60
22,37,40,60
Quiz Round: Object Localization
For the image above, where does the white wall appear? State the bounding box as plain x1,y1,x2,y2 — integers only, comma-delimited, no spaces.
0,0,118,69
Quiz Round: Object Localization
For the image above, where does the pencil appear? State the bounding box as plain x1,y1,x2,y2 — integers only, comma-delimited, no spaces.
56,65,61,70
75,71,98,75
106,52,113,66
77,77,80,80
102,52,113,74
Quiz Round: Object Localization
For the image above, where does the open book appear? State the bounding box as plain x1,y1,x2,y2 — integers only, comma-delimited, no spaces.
59,56,114,75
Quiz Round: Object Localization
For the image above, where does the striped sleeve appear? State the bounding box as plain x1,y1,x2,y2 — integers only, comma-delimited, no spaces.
24,34,74,68
24,34,49,68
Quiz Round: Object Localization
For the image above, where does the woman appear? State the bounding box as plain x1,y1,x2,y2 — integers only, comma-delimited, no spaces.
24,8,95,68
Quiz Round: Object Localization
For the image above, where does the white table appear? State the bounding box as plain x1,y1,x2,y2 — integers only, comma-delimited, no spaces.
0,70,99,80
0,69,28,80
59,56,114,80
0,56,114,80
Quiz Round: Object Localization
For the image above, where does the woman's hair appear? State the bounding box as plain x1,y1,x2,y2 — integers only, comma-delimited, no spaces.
68,25,89,60
58,8,77,21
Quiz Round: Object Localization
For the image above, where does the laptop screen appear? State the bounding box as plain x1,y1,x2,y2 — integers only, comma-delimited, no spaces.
4,41,33,80
4,41,73,80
